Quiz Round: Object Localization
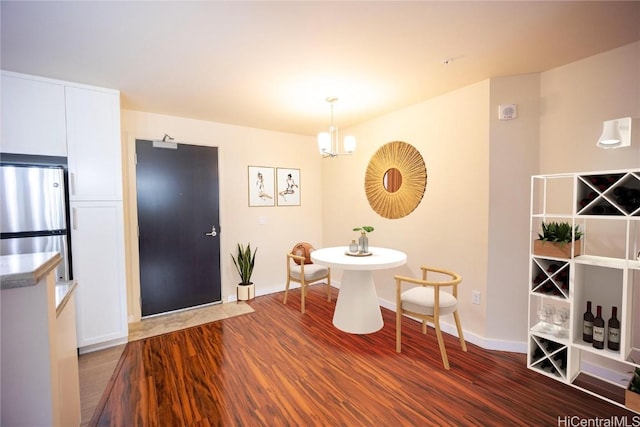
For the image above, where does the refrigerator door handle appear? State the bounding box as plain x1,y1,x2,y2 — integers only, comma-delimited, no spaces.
70,172,76,196
72,207,77,230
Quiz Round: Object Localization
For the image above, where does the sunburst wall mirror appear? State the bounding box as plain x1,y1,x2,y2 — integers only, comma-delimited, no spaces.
364,141,427,219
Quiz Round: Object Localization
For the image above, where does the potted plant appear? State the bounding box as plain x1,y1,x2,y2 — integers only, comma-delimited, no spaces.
353,226,374,254
626,367,640,412
534,221,583,258
231,243,257,301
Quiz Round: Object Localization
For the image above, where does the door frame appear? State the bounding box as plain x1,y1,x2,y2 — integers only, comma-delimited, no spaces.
123,133,226,323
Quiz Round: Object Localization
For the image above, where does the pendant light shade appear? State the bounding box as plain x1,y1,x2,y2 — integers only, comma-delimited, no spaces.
317,97,356,158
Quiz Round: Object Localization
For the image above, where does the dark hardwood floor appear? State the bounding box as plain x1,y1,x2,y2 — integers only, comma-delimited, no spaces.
91,285,636,426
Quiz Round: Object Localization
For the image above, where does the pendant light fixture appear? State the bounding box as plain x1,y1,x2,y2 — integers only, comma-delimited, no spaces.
317,97,356,158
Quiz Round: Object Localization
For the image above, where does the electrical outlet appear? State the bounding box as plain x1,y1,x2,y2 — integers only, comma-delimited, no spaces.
472,291,481,305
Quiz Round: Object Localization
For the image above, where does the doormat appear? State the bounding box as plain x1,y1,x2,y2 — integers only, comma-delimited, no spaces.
128,302,254,342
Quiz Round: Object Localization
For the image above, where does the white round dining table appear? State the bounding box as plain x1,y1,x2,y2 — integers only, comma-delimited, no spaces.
310,246,407,334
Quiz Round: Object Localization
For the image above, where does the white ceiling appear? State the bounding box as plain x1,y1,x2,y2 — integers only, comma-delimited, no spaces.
1,1,639,136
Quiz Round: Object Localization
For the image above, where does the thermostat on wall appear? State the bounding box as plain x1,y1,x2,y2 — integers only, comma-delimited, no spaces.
498,104,517,120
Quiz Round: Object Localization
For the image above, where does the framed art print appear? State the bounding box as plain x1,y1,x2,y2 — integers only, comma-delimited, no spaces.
277,167,300,206
248,166,275,207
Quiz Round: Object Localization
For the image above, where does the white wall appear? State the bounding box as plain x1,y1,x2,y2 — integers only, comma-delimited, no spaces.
540,42,640,173
321,81,492,341
486,73,540,344
120,111,324,320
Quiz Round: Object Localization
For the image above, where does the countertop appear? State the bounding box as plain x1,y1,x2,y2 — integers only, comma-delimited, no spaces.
1,252,62,289
0,252,76,315
54,280,77,317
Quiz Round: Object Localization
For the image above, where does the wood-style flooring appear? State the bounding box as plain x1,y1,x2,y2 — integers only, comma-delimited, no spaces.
89,285,636,426
79,302,254,425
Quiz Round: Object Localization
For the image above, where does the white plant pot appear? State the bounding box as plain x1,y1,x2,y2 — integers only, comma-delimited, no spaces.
237,283,255,301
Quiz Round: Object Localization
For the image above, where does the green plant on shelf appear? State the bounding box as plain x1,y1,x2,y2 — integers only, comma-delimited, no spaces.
538,222,583,247
630,367,640,394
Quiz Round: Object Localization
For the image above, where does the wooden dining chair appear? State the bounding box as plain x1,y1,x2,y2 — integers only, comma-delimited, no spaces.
395,266,466,370
283,242,331,314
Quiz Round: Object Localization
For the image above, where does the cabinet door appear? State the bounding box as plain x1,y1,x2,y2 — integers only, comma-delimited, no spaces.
1,73,67,156
71,201,127,348
66,86,122,201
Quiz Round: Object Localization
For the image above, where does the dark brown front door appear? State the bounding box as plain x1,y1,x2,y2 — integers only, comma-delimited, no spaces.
136,139,221,317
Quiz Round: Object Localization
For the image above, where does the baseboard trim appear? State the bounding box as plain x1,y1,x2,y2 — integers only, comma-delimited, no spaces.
78,336,128,355
227,281,527,354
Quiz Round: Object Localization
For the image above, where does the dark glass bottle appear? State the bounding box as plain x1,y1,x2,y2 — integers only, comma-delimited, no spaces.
592,305,605,349
607,306,620,351
583,301,594,343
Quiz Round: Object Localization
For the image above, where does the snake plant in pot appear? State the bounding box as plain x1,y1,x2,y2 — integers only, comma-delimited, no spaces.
534,221,583,259
231,243,257,301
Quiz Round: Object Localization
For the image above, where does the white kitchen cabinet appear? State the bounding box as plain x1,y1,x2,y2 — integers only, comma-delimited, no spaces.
0,72,67,156
66,86,123,201
71,201,127,351
1,70,128,353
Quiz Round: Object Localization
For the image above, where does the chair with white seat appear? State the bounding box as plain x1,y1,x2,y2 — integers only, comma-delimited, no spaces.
283,242,331,314
395,266,466,370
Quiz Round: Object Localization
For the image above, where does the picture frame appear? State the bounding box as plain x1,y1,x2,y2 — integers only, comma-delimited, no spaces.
276,167,300,206
248,166,275,207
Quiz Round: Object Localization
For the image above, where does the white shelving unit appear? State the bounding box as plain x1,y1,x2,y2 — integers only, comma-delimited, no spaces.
528,169,640,413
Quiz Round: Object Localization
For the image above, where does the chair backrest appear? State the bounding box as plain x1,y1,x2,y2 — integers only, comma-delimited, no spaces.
420,267,461,297
291,242,314,265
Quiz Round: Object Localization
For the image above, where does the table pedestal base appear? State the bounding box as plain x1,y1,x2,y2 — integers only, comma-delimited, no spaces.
333,270,383,334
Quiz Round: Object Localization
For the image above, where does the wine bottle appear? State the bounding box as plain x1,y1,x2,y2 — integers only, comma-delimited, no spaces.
532,347,544,362
592,305,605,349
583,301,594,343
607,306,620,351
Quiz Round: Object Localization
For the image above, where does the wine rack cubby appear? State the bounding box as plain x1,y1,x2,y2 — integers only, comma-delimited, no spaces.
531,258,570,298
529,335,567,379
577,172,640,216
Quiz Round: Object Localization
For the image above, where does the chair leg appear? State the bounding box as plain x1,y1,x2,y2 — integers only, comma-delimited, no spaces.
300,280,306,314
396,308,402,353
434,319,450,370
326,279,331,302
453,310,467,352
283,277,290,304
422,320,428,335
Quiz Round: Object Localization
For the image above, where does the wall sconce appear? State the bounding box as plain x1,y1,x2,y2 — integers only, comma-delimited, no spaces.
597,117,631,149
152,133,177,149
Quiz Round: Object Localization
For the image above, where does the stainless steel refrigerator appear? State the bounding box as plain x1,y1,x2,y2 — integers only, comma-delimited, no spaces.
0,163,70,282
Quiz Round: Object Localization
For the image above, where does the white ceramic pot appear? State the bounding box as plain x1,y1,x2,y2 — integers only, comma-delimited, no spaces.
237,283,255,301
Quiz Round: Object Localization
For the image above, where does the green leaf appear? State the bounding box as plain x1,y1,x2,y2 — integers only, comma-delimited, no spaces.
537,221,582,246
231,243,257,284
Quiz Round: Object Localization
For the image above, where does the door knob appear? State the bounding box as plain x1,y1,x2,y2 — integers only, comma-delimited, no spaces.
205,226,217,237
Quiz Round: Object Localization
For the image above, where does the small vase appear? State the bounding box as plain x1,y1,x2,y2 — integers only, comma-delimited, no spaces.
358,232,369,254
349,240,358,253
